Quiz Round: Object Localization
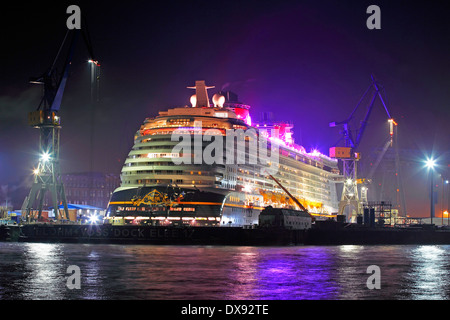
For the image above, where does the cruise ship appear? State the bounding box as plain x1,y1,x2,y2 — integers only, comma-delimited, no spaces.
105,81,342,227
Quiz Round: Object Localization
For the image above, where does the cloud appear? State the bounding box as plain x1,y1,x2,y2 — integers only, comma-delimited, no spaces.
221,78,256,91
0,87,40,123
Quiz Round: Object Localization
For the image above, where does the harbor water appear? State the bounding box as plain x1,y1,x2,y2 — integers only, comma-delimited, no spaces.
1,243,449,300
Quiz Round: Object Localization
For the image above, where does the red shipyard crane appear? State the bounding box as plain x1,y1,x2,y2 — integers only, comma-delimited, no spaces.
22,28,99,222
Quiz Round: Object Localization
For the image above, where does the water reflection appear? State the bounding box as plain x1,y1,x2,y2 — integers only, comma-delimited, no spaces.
408,245,449,300
1,243,450,300
228,250,259,299
226,247,341,300
22,243,66,299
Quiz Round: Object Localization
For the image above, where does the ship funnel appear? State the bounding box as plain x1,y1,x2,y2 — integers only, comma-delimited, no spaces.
190,95,197,107
187,80,215,107
212,93,225,108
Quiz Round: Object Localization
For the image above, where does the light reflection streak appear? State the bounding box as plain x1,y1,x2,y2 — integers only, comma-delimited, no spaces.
81,248,104,299
23,243,66,300
335,245,368,299
227,250,259,299
408,245,448,300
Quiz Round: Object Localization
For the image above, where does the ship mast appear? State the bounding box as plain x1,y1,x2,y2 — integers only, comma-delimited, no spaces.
187,80,215,107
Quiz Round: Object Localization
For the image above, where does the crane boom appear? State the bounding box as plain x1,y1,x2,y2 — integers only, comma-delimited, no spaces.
329,74,393,152
267,174,309,213
329,75,397,220
23,27,98,222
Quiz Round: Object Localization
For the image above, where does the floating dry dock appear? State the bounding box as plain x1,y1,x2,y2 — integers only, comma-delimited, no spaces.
11,222,450,246
305,221,450,245
18,223,306,246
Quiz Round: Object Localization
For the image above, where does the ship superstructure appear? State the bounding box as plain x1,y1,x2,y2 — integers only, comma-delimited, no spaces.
106,81,341,227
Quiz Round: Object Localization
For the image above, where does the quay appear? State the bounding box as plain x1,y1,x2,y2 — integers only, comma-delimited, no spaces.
2,221,450,246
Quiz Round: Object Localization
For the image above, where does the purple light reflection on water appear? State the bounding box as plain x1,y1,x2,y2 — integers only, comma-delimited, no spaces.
1,244,450,300
250,247,340,300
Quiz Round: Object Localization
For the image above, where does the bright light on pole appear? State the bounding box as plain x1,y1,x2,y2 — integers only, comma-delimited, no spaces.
446,180,449,226
425,157,436,225
41,152,50,162
425,158,436,169
88,59,99,66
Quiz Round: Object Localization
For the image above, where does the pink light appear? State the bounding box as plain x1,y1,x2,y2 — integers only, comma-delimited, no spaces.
245,114,252,126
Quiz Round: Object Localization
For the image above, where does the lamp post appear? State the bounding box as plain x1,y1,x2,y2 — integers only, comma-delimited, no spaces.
425,158,436,225
446,179,449,226
440,176,447,226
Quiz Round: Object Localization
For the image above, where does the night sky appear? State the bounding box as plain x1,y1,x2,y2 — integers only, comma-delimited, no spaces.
1,0,449,216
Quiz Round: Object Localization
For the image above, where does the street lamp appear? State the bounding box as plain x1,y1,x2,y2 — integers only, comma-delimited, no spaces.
425,157,436,225
444,210,449,226
425,158,436,170
446,180,449,226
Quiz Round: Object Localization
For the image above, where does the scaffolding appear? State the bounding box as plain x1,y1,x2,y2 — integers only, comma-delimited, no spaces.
362,201,393,226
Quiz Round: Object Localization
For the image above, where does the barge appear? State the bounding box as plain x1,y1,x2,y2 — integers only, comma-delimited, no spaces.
15,220,450,246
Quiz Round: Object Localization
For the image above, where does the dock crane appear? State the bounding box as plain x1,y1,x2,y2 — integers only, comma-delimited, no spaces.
329,75,396,221
266,173,339,219
22,28,99,222
267,174,309,213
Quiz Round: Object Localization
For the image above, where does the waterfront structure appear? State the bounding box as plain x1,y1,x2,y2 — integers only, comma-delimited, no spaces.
20,172,120,211
62,172,120,209
106,81,342,227
259,206,312,230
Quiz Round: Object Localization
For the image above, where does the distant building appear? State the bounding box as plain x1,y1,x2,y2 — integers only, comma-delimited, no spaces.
62,172,121,209
4,172,120,211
